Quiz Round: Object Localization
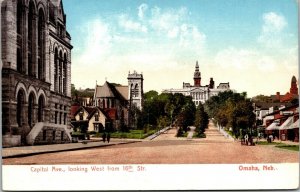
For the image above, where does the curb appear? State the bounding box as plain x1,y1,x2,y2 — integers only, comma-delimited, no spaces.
2,141,141,159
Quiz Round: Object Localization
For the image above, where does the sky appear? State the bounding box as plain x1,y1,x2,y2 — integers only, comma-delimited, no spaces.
63,0,298,97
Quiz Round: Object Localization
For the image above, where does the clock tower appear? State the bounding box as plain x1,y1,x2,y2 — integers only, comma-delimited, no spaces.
194,61,201,87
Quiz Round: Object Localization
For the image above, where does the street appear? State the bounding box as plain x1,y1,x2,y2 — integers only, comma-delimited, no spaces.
3,122,298,164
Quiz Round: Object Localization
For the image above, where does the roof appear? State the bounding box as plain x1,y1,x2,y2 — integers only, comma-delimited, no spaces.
104,108,118,120
115,86,128,100
86,107,110,120
95,81,128,101
254,102,286,110
70,105,81,118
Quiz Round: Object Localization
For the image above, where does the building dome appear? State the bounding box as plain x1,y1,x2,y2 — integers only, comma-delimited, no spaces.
291,76,297,83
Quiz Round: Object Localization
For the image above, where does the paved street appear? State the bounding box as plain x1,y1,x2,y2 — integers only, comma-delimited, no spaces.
3,122,299,164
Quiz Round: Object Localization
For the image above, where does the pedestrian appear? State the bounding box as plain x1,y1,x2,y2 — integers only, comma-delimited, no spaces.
102,132,106,143
107,132,111,143
244,134,249,146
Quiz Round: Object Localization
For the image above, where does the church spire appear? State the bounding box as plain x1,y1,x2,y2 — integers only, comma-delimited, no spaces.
194,61,201,87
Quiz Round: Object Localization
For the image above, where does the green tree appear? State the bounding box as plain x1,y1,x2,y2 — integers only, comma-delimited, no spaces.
194,102,209,135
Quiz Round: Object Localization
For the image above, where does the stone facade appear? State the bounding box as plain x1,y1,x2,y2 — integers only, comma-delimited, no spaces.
1,0,72,146
128,71,144,110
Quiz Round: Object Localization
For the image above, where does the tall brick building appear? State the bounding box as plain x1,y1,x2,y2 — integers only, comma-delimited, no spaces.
1,0,72,146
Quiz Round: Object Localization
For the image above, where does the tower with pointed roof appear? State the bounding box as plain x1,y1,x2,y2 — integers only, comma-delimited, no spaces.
290,76,298,95
194,61,201,87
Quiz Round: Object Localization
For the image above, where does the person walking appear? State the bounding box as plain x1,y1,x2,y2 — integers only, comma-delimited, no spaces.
102,132,106,143
244,134,249,146
107,132,111,143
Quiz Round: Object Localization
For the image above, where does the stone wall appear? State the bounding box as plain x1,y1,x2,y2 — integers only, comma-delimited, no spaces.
34,126,71,145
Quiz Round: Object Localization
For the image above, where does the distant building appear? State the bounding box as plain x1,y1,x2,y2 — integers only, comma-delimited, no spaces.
163,61,231,106
270,76,299,103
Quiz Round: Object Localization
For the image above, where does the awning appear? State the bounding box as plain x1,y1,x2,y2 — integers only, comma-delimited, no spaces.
288,119,299,129
279,116,294,130
266,122,280,130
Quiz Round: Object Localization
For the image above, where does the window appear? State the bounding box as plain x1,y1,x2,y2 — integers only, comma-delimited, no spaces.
59,112,62,124
43,130,47,141
95,112,99,121
94,124,99,132
53,130,56,141
55,111,58,124
64,113,67,125
79,112,83,120
61,131,64,141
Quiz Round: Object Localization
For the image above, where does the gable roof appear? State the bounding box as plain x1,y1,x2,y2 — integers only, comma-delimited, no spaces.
95,81,129,101
86,107,110,120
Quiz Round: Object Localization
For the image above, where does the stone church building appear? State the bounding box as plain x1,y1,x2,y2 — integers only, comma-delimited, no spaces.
93,71,144,130
1,0,72,147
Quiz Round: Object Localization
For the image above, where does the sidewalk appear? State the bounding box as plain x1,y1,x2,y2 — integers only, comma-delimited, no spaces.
2,139,142,159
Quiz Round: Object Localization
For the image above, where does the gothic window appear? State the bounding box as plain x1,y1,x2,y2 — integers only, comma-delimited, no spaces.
28,1,36,77
38,95,45,122
28,92,35,128
17,1,23,73
17,89,25,127
54,48,58,91
59,51,63,93
134,84,139,97
38,9,45,80
63,53,67,94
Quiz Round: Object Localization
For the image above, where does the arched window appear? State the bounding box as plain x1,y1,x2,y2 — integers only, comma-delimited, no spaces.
38,8,45,80
28,92,36,128
134,84,139,97
17,90,25,127
17,1,23,73
38,95,45,122
63,53,67,94
54,48,58,91
59,51,63,93
28,1,36,77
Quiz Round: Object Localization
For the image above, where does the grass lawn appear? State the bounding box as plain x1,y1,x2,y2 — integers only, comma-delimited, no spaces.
110,129,156,139
256,141,281,145
275,144,299,151
257,141,299,151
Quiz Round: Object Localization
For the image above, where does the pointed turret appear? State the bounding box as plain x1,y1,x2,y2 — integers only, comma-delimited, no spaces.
290,76,298,95
193,61,201,87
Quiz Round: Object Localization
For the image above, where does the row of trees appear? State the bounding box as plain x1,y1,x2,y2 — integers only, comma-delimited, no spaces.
204,91,255,138
132,91,209,137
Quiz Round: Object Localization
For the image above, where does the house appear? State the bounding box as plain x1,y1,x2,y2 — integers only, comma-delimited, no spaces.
264,104,299,142
71,106,110,133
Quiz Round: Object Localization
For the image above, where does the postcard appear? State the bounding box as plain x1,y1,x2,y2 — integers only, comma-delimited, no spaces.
1,0,299,191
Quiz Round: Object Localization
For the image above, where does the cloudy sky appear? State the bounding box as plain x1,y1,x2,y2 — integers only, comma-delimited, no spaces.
63,0,298,97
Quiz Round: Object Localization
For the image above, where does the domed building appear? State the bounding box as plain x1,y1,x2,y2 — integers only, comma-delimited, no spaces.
163,61,231,106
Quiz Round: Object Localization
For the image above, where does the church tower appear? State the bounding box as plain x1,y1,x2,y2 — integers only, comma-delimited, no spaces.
194,61,201,87
290,76,298,95
128,71,144,110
